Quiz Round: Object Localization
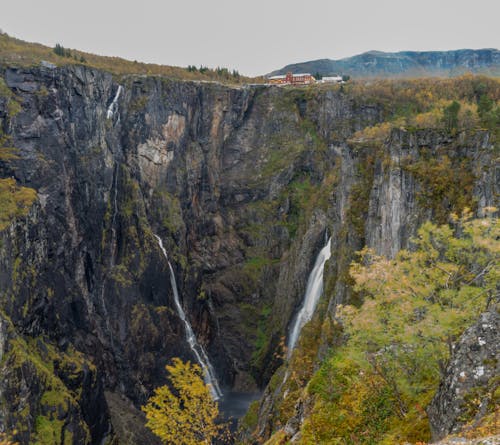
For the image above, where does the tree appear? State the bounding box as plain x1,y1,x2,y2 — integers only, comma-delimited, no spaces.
53,43,72,58
0,432,16,445
53,43,65,57
477,94,493,118
442,100,460,132
142,358,222,445
302,211,499,444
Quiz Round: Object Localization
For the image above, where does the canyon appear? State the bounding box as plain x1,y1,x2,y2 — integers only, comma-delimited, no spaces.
0,64,498,444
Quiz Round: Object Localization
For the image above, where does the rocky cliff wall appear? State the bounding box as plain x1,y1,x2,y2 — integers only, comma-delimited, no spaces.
0,65,498,443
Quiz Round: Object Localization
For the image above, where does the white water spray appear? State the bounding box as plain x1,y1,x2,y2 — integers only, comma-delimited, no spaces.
287,236,332,357
154,235,223,400
106,85,123,119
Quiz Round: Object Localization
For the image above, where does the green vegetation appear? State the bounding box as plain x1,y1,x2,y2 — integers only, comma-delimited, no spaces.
250,304,273,365
33,416,66,445
443,100,461,132
346,76,500,142
104,168,155,289
403,151,476,223
1,329,92,443
0,78,34,231
151,189,184,236
298,212,499,444
0,432,16,445
53,42,86,63
0,77,22,117
240,399,260,434
0,32,257,84
0,178,37,231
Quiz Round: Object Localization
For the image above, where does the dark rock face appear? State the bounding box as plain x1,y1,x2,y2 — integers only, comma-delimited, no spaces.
428,310,500,441
268,48,500,78
0,65,498,443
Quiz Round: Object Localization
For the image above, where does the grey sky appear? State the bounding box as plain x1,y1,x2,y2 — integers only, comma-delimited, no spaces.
2,0,499,76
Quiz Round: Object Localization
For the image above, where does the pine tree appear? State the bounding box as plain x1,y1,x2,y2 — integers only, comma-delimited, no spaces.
53,43,65,57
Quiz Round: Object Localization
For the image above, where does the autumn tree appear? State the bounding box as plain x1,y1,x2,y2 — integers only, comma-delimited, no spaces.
142,358,222,445
442,100,461,132
0,432,16,445
301,211,499,444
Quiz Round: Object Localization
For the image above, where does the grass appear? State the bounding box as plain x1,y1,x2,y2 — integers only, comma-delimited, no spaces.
0,178,37,231
2,332,93,443
0,32,260,84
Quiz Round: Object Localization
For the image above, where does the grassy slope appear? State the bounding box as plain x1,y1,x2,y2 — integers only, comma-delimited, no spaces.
0,32,261,84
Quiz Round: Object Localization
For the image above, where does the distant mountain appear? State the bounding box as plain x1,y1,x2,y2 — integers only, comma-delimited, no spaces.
268,49,500,78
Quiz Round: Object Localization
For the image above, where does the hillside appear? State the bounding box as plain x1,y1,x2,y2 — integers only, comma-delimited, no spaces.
268,49,500,79
0,32,257,84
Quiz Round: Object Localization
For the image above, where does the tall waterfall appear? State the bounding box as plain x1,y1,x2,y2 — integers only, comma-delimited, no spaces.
154,235,223,400
106,85,123,119
287,236,332,357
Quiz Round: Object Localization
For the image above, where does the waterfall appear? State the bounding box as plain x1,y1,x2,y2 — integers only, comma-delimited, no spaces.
106,85,123,119
154,235,223,400
287,236,332,357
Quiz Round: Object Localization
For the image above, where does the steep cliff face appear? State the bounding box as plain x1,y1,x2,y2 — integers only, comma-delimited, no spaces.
244,125,499,441
0,65,498,443
428,310,499,441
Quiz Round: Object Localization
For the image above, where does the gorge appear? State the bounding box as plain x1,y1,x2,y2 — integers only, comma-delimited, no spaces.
0,61,498,444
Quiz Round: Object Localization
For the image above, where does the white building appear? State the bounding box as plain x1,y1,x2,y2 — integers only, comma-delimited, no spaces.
320,76,344,83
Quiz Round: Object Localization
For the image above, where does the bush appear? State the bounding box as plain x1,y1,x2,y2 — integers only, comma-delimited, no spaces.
302,213,499,444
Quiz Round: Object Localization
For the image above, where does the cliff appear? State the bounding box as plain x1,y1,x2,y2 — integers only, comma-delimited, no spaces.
0,65,498,444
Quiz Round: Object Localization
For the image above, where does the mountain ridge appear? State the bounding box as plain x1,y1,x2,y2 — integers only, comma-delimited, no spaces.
268,48,500,78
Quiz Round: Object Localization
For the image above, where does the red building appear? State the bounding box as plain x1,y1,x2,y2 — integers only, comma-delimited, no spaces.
268,72,316,85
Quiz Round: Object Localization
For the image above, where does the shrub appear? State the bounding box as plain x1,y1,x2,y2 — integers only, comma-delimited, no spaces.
302,213,499,444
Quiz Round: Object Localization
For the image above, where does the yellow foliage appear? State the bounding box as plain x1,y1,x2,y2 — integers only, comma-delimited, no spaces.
0,148,20,161
0,33,255,85
302,214,499,444
142,358,222,445
0,178,37,231
409,108,443,128
0,432,17,445
264,430,287,445
350,122,393,145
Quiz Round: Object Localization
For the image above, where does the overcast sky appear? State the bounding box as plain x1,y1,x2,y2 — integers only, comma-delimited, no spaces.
2,0,499,76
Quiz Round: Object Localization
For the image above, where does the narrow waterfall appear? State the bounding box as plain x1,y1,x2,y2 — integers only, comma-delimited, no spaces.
154,235,223,400
106,85,123,119
287,236,332,357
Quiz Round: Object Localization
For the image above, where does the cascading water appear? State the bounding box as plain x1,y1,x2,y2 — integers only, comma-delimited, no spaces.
154,235,223,400
287,235,332,357
106,85,123,119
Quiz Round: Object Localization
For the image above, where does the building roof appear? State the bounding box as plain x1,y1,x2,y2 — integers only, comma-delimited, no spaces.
268,73,313,79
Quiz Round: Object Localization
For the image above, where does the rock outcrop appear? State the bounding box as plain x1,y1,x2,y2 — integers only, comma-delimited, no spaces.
428,310,500,441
